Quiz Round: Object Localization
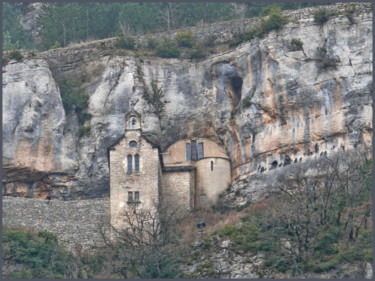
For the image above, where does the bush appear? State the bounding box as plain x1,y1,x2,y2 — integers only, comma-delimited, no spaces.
3,228,74,278
314,8,330,25
57,75,91,125
315,46,337,69
242,96,252,108
290,38,303,51
257,6,288,36
344,4,356,24
189,45,205,59
175,30,195,48
8,47,23,62
203,35,217,48
79,126,91,137
50,41,61,49
146,37,158,49
229,6,288,47
220,225,238,237
8,269,33,279
156,37,180,58
115,35,135,50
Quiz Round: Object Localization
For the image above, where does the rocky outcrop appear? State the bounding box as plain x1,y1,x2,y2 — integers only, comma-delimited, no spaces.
183,237,263,278
2,3,372,200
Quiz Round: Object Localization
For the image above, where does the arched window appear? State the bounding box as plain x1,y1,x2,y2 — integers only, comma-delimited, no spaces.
127,155,133,173
130,116,137,129
129,141,137,148
135,155,140,172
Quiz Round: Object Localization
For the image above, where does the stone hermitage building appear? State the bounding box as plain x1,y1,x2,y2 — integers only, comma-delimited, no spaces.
109,107,231,229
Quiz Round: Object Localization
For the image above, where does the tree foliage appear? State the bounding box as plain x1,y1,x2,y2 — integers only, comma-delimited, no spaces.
2,3,33,50
5,2,328,51
3,228,76,278
57,75,91,127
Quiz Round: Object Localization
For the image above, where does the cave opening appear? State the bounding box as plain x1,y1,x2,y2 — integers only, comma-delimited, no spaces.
270,160,278,169
231,76,243,100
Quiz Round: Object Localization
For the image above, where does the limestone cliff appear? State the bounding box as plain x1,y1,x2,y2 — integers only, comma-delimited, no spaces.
2,3,372,201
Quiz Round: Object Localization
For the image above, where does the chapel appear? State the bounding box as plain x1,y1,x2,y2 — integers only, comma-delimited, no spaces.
108,108,231,229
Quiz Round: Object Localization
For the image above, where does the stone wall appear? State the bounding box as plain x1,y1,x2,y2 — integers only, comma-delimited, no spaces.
109,128,160,230
163,138,229,165
196,158,232,207
2,196,109,249
161,169,195,215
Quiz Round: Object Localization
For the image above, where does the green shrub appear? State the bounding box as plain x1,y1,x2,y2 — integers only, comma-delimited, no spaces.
211,204,232,214
50,41,61,49
3,228,74,278
156,37,180,58
79,126,91,137
38,230,58,245
229,6,287,47
146,37,158,49
242,96,252,108
115,35,135,50
314,260,338,273
229,34,245,47
189,46,205,59
8,269,33,279
8,47,23,62
314,8,330,25
315,46,337,69
315,227,341,255
28,51,37,58
175,30,195,48
57,75,91,125
257,6,288,36
344,4,356,24
202,237,211,250
203,35,217,47
290,38,303,51
220,225,238,237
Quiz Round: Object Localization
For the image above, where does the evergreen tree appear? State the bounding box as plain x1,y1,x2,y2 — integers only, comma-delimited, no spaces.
2,2,33,50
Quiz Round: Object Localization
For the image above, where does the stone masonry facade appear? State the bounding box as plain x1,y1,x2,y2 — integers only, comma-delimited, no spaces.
2,197,109,249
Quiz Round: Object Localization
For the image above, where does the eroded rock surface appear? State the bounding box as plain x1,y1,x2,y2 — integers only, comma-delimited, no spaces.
2,3,372,200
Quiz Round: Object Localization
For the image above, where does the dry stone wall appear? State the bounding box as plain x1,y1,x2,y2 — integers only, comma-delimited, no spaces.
2,197,109,249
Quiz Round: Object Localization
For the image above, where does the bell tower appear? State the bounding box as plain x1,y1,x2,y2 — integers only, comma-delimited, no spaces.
109,102,161,231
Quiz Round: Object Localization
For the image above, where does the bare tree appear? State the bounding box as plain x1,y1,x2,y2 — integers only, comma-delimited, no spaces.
160,3,176,31
231,2,247,34
100,202,182,278
253,151,372,272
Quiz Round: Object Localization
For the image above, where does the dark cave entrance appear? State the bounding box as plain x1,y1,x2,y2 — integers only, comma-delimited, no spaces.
227,76,243,110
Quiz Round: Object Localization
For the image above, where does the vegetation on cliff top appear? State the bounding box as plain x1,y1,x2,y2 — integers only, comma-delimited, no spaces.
3,2,329,51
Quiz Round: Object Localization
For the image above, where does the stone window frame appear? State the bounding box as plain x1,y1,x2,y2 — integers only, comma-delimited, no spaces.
185,139,204,161
130,116,137,129
127,191,140,203
127,155,133,173
127,153,140,174
129,140,137,148
134,154,140,172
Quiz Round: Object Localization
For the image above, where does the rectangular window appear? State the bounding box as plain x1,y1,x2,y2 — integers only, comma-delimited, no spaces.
135,155,139,172
135,191,140,202
211,161,214,171
128,192,133,202
198,142,204,159
127,155,132,173
191,140,197,161
186,143,191,161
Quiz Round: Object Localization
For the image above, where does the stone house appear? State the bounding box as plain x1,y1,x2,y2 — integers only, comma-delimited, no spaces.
109,108,231,229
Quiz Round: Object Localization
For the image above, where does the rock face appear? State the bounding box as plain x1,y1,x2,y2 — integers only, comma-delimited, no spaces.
2,3,372,201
